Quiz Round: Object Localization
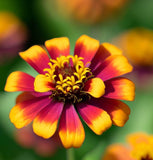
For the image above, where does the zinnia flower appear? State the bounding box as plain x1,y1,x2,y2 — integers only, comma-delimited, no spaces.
114,28,153,89
102,133,153,160
55,0,128,24
115,28,153,67
5,35,135,148
0,12,27,64
15,126,60,157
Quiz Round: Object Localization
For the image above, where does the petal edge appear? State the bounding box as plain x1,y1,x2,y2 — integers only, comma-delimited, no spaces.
94,55,133,81
74,35,100,64
19,45,50,74
5,71,34,92
83,78,105,98
34,74,55,92
59,104,85,148
45,37,70,59
77,102,112,135
33,101,64,139
104,77,135,101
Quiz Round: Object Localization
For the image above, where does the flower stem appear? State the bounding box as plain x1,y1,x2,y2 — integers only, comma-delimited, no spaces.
66,148,75,160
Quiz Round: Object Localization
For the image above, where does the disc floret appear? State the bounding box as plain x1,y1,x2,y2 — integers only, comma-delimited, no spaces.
44,55,93,102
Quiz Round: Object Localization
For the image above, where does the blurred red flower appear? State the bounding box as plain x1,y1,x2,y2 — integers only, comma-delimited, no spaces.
0,12,27,64
14,126,61,157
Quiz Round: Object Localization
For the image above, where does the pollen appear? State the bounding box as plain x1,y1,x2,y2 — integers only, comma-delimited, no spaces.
44,55,93,102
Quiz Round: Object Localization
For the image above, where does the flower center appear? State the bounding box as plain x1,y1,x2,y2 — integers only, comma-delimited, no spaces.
44,55,93,103
141,155,153,160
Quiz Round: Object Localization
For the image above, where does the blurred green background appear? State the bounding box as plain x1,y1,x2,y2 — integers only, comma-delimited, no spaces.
0,0,153,159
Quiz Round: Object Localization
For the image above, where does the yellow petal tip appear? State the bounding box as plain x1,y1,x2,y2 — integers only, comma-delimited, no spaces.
84,78,105,98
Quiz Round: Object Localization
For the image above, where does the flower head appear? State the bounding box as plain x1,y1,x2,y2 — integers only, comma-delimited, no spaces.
115,28,153,67
14,126,60,157
55,0,128,24
102,133,153,160
5,35,135,148
0,12,27,63
114,28,153,89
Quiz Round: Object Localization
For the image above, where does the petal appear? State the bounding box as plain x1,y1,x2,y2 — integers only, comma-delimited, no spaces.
59,104,85,148
16,91,51,104
30,91,51,98
77,102,112,135
45,37,70,59
91,98,131,127
34,74,55,92
74,35,100,64
16,92,36,104
104,77,135,101
19,45,50,74
90,43,122,71
5,71,34,92
102,144,132,160
93,55,133,81
9,96,51,128
33,101,64,139
83,78,105,98
127,133,150,148
102,43,123,56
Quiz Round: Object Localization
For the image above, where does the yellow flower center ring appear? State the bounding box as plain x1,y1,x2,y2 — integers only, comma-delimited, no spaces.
34,55,103,103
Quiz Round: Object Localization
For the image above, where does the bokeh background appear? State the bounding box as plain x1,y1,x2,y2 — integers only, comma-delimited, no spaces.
0,0,153,159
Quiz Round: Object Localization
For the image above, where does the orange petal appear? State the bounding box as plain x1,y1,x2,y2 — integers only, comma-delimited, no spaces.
92,98,131,127
34,74,55,92
104,77,135,101
74,35,100,64
102,144,133,160
4,71,34,92
33,101,64,139
16,92,36,104
59,104,85,148
83,78,105,98
19,45,50,74
77,102,112,135
102,43,123,56
15,91,51,104
45,37,70,59
90,43,122,70
93,55,133,81
9,97,51,128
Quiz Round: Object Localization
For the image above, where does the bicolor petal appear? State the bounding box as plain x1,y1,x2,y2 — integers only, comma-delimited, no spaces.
90,43,122,71
102,144,132,160
93,55,133,81
59,104,85,148
34,74,55,92
91,98,130,127
16,91,51,104
83,78,105,98
16,92,36,104
101,43,123,56
33,101,64,139
74,35,99,64
9,96,51,128
104,77,135,101
5,71,34,92
19,45,50,74
45,37,70,59
77,102,112,135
